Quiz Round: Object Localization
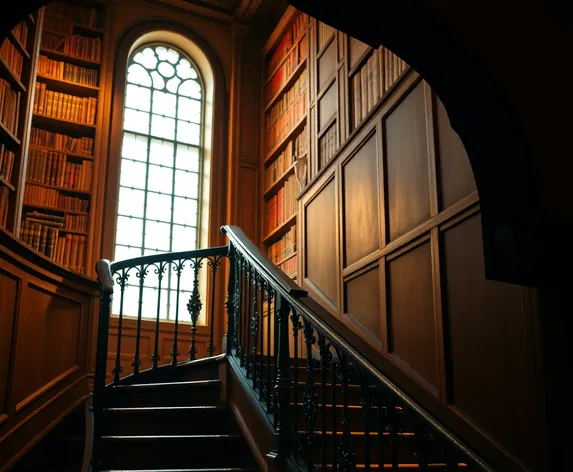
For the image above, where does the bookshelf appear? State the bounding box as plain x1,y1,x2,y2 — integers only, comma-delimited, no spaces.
261,11,309,280
17,1,106,276
259,9,412,282
0,12,41,231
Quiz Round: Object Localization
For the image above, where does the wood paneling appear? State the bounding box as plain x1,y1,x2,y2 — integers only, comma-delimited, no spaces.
305,178,338,307
318,40,337,92
387,240,438,392
318,83,337,131
0,270,18,419
435,96,476,210
237,165,259,244
348,37,368,71
0,229,97,469
385,82,431,241
342,133,380,266
442,213,538,466
344,265,381,345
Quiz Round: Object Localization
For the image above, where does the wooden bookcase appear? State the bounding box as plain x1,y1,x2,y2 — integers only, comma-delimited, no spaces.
261,10,309,280
16,1,106,275
0,12,41,232
260,7,410,281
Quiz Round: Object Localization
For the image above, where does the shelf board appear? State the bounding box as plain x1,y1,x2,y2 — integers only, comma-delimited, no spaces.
33,113,97,134
263,213,297,244
264,162,296,198
264,114,307,164
44,13,104,35
273,250,297,268
264,60,307,112
0,120,21,146
29,144,94,161
8,31,31,59
60,228,88,236
0,175,15,191
36,74,99,97
26,180,91,196
266,30,307,86
23,202,89,216
40,48,101,68
0,57,27,92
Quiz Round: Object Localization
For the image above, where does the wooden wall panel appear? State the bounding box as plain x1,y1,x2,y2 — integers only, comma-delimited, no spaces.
435,96,477,210
348,37,368,71
318,84,337,131
342,133,380,266
441,213,539,466
344,265,381,345
237,165,259,244
0,270,18,419
387,241,438,393
318,40,337,92
12,284,83,410
305,178,338,307
385,82,431,241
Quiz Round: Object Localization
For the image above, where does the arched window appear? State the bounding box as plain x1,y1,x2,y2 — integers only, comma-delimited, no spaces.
113,42,209,321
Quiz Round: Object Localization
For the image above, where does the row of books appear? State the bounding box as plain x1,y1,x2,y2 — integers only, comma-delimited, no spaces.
24,210,87,234
319,124,337,170
20,217,87,272
1,38,24,81
12,21,29,46
30,127,94,156
265,33,307,104
318,22,335,51
268,13,308,75
265,174,297,235
264,127,307,189
0,186,9,227
42,32,102,63
0,79,20,135
268,225,296,265
0,144,16,182
352,47,409,129
33,82,98,125
265,71,307,153
27,148,93,191
280,254,297,278
38,55,99,87
24,184,89,212
46,3,105,30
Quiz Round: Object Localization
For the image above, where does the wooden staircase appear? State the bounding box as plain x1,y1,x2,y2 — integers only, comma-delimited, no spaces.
95,358,258,472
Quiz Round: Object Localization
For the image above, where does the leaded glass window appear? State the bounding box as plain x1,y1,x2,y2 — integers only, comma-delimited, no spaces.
113,44,204,321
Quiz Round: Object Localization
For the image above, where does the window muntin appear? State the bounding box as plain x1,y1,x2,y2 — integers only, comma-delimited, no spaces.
113,44,204,321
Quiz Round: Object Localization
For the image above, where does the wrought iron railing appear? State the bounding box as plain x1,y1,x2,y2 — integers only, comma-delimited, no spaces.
91,226,493,472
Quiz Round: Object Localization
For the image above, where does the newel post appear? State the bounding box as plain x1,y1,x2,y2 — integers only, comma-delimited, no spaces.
275,294,292,457
90,260,114,470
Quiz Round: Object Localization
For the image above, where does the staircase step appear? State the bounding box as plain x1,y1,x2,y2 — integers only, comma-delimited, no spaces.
299,431,419,463
320,464,467,470
101,469,258,472
104,380,221,407
102,405,232,435
99,434,257,470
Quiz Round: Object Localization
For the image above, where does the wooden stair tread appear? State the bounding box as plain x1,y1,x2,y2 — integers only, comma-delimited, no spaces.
112,379,219,390
104,405,224,412
102,434,241,440
101,469,257,472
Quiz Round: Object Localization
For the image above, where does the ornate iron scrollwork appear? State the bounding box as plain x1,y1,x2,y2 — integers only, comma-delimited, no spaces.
187,258,203,360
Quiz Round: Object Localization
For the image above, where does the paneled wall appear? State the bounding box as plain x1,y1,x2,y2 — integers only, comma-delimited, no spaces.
0,228,98,471
299,71,543,471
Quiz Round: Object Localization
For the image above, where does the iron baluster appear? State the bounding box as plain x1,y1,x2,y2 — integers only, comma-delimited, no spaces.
207,255,222,356
112,269,129,384
273,290,279,428
244,262,252,374
258,277,265,401
265,282,273,412
335,350,356,472
290,309,302,441
133,264,148,375
225,245,236,354
187,258,203,360
302,319,317,471
234,254,243,360
251,270,260,389
171,260,184,365
331,361,338,472
152,262,166,370
318,333,332,472
359,372,371,472
274,294,292,457
387,396,400,472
